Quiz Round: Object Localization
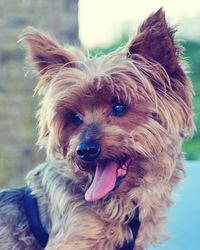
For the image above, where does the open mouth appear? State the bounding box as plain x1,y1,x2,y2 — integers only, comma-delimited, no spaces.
85,158,131,202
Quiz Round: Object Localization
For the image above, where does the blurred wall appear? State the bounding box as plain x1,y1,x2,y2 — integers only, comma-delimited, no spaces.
0,0,79,187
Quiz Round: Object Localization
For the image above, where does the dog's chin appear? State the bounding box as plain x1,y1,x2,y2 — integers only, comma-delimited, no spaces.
84,157,131,202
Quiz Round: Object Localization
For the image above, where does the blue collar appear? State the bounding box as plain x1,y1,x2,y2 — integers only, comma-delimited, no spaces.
23,187,140,249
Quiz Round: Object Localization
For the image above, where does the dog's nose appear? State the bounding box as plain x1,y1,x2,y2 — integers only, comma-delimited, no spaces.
76,140,101,161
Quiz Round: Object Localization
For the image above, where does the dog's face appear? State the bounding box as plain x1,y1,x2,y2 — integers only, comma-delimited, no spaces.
23,9,194,202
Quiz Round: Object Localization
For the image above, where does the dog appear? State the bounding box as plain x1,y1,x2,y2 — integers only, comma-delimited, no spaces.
0,8,194,250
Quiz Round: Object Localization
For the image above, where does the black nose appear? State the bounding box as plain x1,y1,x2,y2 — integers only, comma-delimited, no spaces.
76,140,101,161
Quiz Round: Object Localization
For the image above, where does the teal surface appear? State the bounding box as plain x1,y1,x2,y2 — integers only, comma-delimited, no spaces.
151,161,200,250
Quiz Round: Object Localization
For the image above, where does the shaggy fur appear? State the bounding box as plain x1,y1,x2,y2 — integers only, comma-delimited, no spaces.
0,8,194,250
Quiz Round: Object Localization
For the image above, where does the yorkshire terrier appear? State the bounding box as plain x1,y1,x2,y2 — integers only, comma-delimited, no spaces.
0,8,194,250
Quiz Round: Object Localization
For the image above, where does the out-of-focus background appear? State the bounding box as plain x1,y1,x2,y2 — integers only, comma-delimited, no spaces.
0,1,199,248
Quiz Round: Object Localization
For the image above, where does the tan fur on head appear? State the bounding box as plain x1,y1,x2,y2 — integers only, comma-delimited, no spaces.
19,8,194,250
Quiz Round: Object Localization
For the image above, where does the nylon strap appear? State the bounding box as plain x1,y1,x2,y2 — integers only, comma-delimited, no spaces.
23,187,49,248
118,207,140,250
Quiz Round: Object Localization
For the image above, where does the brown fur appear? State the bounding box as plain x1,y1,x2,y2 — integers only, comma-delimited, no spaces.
0,8,194,250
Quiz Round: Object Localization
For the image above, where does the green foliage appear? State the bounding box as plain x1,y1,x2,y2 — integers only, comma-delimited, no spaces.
184,41,200,159
89,37,200,160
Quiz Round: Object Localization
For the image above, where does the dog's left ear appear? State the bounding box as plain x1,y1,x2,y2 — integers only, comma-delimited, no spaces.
127,8,184,81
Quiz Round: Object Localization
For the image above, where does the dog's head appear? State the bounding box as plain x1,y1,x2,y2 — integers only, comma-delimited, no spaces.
23,9,194,202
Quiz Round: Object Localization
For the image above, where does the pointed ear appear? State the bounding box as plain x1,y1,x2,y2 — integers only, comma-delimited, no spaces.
22,27,79,75
127,8,184,80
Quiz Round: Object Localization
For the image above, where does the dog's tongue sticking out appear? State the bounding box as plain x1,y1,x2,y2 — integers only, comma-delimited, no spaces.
85,161,128,202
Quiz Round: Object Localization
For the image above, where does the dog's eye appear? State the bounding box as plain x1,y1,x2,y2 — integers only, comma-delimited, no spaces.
70,113,83,126
151,112,161,123
112,103,128,117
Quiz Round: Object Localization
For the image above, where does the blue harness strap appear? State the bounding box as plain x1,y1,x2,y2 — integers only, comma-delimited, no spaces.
23,187,49,248
118,207,140,250
23,187,140,250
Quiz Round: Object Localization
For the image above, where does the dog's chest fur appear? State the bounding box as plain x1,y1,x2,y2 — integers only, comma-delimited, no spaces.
28,163,135,250
0,163,136,250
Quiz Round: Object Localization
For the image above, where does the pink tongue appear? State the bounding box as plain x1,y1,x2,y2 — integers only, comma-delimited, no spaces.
85,161,118,202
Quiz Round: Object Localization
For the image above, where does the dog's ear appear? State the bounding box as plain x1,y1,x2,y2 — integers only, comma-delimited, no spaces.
127,9,194,133
22,27,79,75
127,8,184,81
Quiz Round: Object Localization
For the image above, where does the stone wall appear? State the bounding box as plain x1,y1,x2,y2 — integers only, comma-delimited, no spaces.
0,0,79,187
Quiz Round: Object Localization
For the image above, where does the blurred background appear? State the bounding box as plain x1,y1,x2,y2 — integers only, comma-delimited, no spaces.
0,1,199,249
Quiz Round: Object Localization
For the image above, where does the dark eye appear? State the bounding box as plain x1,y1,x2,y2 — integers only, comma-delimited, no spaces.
151,112,161,123
70,113,83,126
112,103,128,117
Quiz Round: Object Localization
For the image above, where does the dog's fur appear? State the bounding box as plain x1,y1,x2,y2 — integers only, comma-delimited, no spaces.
0,9,194,250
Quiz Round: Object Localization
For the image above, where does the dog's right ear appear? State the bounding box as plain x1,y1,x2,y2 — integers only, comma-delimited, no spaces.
22,27,80,75
127,8,184,81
